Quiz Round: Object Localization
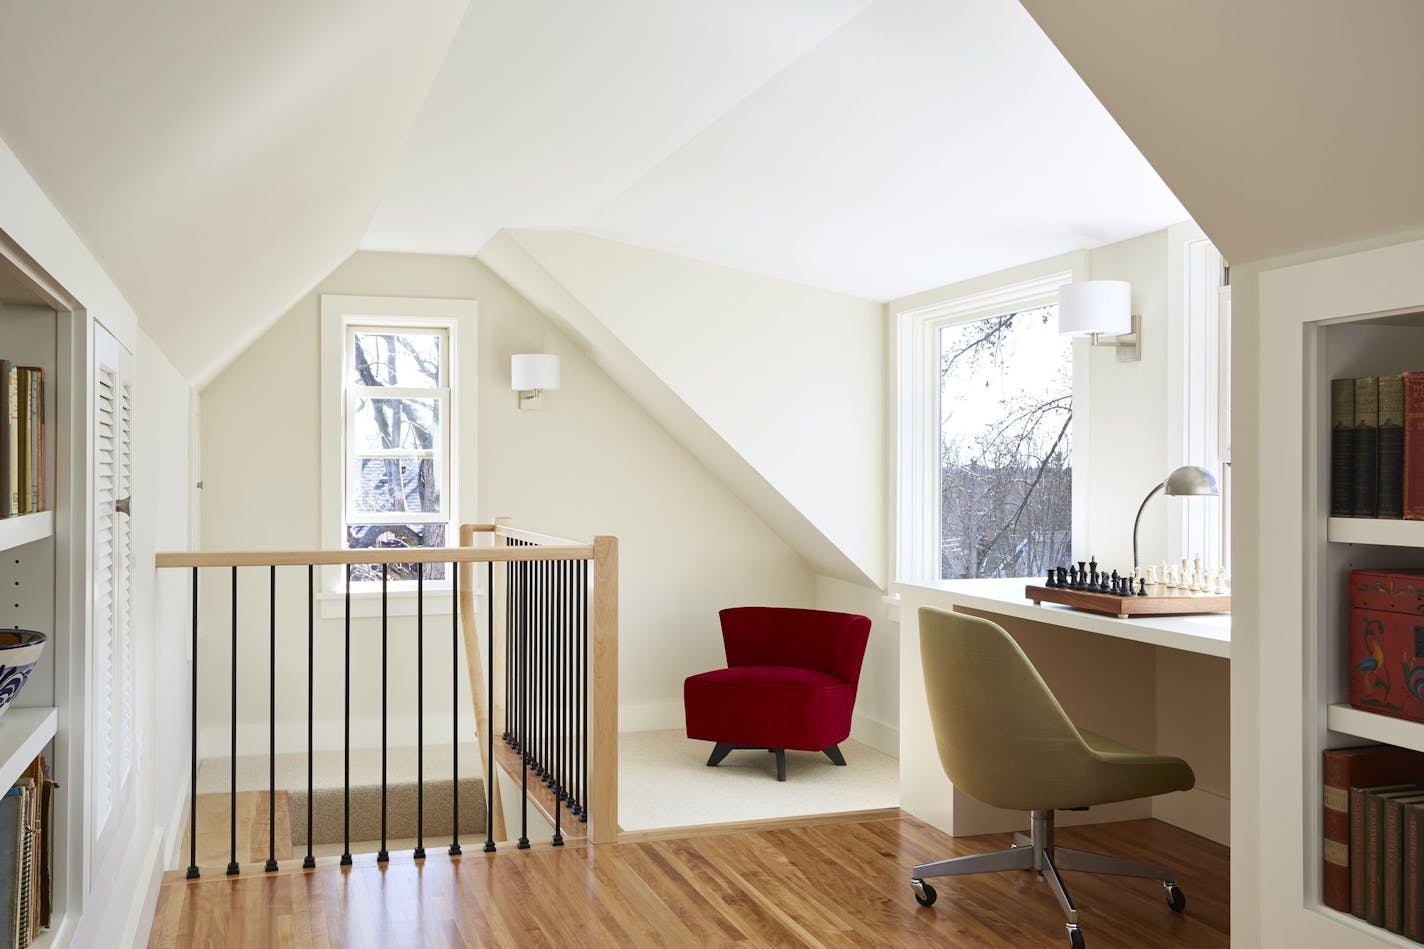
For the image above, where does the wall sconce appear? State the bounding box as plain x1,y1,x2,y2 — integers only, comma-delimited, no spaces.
511,353,560,410
1058,279,1141,362
1132,465,1219,568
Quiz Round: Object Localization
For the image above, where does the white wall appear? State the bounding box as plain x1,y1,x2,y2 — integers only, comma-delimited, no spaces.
488,229,887,587
198,251,816,753
77,331,195,946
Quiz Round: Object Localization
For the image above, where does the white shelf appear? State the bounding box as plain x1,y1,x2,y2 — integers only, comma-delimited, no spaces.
1315,904,1419,948
1327,703,1424,752
0,706,55,792
0,512,53,554
1328,516,1424,547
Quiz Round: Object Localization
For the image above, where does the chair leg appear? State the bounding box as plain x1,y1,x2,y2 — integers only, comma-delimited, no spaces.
1054,846,1176,882
823,745,846,766
775,749,786,782
706,743,735,767
912,845,1033,880
1040,851,1079,924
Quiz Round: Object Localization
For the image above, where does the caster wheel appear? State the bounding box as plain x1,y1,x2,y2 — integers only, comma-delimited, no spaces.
1067,923,1085,949
911,879,937,907
1164,882,1186,913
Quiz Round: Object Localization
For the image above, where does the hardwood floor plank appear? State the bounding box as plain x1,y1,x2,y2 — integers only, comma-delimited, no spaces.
148,815,1228,948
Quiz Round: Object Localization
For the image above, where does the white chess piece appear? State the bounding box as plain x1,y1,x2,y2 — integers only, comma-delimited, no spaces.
1147,565,1158,585
1160,561,1169,588
1166,566,1178,589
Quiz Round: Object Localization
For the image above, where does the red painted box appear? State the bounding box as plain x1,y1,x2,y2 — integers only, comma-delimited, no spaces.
1350,569,1424,722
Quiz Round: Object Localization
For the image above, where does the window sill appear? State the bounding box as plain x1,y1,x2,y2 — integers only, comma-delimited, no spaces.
315,588,482,620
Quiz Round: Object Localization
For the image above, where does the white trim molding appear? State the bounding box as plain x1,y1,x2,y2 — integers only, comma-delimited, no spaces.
894,264,1087,582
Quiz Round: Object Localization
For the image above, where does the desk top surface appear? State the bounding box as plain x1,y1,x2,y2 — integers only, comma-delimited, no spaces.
893,577,1231,659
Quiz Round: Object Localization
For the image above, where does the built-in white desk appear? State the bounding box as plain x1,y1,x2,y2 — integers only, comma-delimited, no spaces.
892,577,1230,659
895,577,1231,845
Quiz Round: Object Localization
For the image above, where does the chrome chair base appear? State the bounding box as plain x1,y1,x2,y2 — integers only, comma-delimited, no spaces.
908,810,1184,948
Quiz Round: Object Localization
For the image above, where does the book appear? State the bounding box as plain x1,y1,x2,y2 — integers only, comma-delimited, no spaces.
5,366,15,517
1355,376,1381,517
0,360,8,519
1324,746,1424,913
1355,783,1420,918
1384,792,1424,932
1407,372,1424,520
1379,373,1406,518
1367,787,1424,925
19,369,42,515
1408,803,1424,939
0,787,19,942
14,369,28,516
1333,377,1357,517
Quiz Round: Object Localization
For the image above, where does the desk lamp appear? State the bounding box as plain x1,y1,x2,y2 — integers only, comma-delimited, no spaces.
1133,465,1218,568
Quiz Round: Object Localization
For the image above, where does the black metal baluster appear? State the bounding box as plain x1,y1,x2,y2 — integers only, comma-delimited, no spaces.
450,560,462,857
538,558,546,783
341,563,352,867
552,559,564,846
518,555,530,849
187,567,200,880
228,566,240,875
484,559,496,853
415,567,425,861
304,565,315,869
266,565,278,872
579,559,589,822
545,559,553,788
378,562,389,864
506,544,518,740
560,559,569,808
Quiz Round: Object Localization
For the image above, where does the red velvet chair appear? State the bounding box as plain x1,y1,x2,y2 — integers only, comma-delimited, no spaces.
684,607,871,781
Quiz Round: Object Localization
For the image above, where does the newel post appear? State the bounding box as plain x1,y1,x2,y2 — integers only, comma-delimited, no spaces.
590,535,619,844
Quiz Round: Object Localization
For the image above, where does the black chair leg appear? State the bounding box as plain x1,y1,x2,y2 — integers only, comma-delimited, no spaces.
706,742,735,767
823,745,847,766
775,749,786,782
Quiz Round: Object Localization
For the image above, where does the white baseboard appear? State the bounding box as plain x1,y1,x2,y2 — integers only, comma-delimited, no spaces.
618,701,683,733
1152,786,1230,846
126,831,166,949
163,779,190,872
850,712,899,757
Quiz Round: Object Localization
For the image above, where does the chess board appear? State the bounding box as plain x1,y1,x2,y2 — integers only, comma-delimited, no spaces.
1025,584,1230,619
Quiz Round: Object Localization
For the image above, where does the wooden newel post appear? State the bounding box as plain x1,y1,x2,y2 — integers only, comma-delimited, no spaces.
459,521,507,843
590,535,619,844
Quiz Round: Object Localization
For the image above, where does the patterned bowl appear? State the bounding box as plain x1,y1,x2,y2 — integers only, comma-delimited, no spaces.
0,630,46,718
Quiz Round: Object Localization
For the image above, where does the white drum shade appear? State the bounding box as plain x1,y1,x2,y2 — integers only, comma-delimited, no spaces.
1057,280,1132,336
511,353,560,391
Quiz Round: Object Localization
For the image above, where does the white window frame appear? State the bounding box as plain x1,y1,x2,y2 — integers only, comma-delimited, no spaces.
1165,222,1230,574
895,262,1089,582
320,294,477,617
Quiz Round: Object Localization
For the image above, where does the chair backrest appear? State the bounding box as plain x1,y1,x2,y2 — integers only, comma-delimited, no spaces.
719,607,871,684
918,607,1090,810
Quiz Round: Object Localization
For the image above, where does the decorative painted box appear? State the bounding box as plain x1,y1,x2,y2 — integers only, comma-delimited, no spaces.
1350,569,1424,722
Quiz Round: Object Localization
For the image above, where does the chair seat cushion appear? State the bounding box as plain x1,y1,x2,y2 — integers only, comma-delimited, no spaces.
1070,729,1197,807
684,665,855,751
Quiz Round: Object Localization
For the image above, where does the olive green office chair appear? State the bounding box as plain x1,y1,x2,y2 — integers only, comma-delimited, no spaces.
909,607,1195,949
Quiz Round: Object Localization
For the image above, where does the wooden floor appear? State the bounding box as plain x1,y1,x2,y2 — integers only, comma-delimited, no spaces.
148,813,1228,948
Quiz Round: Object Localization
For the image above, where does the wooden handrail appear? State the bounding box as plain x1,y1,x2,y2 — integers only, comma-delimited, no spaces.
493,524,583,548
155,545,592,568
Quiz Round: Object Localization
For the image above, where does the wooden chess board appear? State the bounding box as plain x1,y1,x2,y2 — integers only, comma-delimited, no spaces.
1025,584,1230,619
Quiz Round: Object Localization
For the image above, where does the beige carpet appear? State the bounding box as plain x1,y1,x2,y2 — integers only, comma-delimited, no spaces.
618,730,898,831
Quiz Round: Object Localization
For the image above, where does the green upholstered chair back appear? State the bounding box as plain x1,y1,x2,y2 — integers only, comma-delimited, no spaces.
918,606,1090,811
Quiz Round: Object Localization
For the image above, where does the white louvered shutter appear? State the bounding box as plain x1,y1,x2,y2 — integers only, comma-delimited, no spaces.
91,326,134,875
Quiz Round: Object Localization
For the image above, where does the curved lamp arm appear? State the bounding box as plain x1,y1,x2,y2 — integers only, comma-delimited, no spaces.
1132,481,1165,569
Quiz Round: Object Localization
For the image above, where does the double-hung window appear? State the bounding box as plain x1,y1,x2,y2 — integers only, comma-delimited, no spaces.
344,322,450,582
321,294,475,600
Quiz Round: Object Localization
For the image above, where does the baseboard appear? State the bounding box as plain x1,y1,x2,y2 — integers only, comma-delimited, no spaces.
126,831,166,949
618,701,683,733
850,712,899,757
1152,786,1230,846
162,780,189,872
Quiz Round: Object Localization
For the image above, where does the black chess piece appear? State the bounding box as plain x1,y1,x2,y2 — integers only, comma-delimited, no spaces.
1046,569,1057,588
1098,575,1110,594
1138,578,1148,596
1068,565,1078,588
1088,555,1098,577
1122,576,1135,597
1057,566,1069,588
1077,561,1087,582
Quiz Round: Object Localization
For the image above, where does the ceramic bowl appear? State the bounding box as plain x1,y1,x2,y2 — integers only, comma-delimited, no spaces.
0,630,46,718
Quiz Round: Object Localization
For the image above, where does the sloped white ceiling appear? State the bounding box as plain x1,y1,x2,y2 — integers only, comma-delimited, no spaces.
363,0,875,256
0,0,467,384
367,0,1185,301
1019,0,1424,266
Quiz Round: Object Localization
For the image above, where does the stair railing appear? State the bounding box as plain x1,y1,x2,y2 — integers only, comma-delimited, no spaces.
156,520,618,879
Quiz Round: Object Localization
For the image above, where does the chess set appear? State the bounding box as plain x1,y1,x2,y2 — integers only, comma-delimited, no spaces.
1025,556,1231,619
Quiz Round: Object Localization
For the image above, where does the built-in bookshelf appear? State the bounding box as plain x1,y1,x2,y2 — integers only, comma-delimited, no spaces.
1253,237,1424,948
